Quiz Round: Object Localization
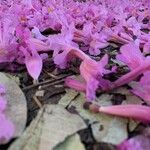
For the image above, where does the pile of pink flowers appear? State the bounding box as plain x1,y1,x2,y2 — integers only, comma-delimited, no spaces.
0,0,150,145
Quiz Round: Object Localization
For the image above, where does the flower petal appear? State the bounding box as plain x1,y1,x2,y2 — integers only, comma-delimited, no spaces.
99,104,150,123
117,43,145,70
118,135,150,150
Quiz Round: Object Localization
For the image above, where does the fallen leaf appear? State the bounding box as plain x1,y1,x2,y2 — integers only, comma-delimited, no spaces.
67,93,128,145
112,87,141,131
112,87,143,105
91,118,128,145
0,72,27,138
59,89,79,107
8,105,87,150
96,93,113,106
54,134,85,150
5,73,20,86
128,119,139,132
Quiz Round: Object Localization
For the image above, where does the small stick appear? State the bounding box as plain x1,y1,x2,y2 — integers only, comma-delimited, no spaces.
39,79,64,89
43,70,58,79
22,73,72,91
33,95,43,108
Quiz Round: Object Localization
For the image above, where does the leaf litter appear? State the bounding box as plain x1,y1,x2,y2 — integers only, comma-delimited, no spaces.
8,105,86,150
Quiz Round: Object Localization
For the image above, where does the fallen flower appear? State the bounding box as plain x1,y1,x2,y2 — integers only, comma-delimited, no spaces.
116,43,145,70
130,71,150,105
79,54,110,100
65,77,86,92
0,113,14,144
118,135,150,150
109,43,150,90
20,45,43,80
84,102,150,123
64,49,110,100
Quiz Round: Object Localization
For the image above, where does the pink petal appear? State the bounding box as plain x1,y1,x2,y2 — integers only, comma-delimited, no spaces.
80,54,109,100
25,52,42,80
28,38,49,51
131,72,150,105
20,44,43,80
118,135,150,150
54,49,70,69
0,113,15,144
116,43,144,70
0,97,7,112
65,77,86,92
99,104,150,123
0,85,6,95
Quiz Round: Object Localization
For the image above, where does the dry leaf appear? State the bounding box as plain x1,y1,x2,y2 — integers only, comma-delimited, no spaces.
5,73,20,85
91,118,128,145
128,119,139,132
67,93,128,145
0,72,27,138
54,134,85,150
96,93,113,106
8,105,87,150
112,87,143,105
66,93,128,144
59,89,79,107
112,87,142,131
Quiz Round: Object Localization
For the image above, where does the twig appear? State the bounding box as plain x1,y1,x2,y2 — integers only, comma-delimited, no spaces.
43,70,58,79
39,79,64,89
33,95,43,108
22,73,72,91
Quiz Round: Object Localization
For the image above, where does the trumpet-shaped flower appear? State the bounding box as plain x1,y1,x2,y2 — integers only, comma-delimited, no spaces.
110,43,150,90
116,43,145,70
63,48,110,100
84,102,150,123
80,54,110,100
130,71,150,105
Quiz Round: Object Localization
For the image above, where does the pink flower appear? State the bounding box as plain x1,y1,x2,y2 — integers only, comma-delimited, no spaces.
16,26,50,80
20,44,43,80
79,54,109,100
0,97,7,112
65,77,86,92
131,71,150,105
116,43,145,70
109,43,150,90
64,49,110,100
0,19,18,63
118,135,150,150
99,104,150,123
85,102,150,123
0,113,15,144
89,33,109,56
